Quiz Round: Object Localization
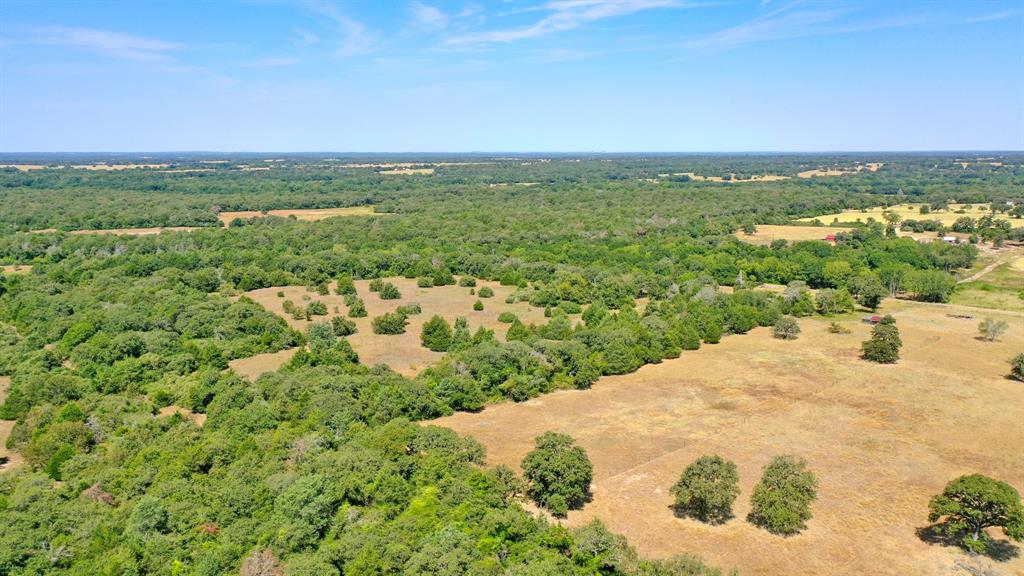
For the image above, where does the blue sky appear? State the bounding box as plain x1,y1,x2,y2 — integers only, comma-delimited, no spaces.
1,0,1022,152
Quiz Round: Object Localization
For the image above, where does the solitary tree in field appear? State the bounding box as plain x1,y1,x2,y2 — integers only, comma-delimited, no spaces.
772,317,800,340
1010,353,1024,382
862,315,901,363
927,474,1024,554
522,432,593,517
420,315,452,352
748,455,817,535
671,455,740,524
379,282,402,300
978,318,1008,342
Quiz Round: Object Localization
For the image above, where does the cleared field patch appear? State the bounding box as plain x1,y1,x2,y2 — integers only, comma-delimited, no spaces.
0,264,32,274
228,348,299,380
797,162,883,178
244,277,556,377
68,226,200,236
735,224,852,245
664,172,790,183
156,405,207,427
799,203,1009,227
951,262,1024,312
217,206,380,226
378,168,435,175
0,375,22,472
431,301,1024,576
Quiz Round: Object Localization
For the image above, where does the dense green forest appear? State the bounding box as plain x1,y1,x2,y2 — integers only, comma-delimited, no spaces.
0,154,1021,575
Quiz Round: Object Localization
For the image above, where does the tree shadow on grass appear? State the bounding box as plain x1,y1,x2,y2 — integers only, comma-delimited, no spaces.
667,504,734,526
916,525,1020,562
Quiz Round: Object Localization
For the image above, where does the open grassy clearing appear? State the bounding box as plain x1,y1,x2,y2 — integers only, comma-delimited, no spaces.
155,405,207,427
797,162,883,178
243,277,560,377
734,224,853,245
0,375,21,472
951,262,1024,312
799,203,1012,227
431,300,1024,576
659,172,791,183
0,265,32,274
228,348,303,381
216,205,380,226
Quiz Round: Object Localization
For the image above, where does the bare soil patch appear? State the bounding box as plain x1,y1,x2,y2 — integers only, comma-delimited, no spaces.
735,225,852,246
66,226,200,236
667,172,790,183
797,163,883,178
244,277,556,377
430,300,1024,576
217,206,379,226
0,376,22,472
0,265,32,274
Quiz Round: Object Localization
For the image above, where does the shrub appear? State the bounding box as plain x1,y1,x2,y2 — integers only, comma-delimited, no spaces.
417,277,433,288
978,318,1008,342
331,316,357,336
558,301,583,315
478,286,494,298
927,474,1024,553
420,315,453,352
432,269,455,286
379,283,401,300
368,278,384,292
670,455,740,524
397,303,422,316
372,312,408,335
497,311,517,324
473,300,484,311
828,321,851,334
334,274,356,295
1010,353,1024,382
458,277,477,287
347,298,367,318
307,301,327,316
748,455,817,535
276,291,284,298
772,317,800,340
522,432,593,516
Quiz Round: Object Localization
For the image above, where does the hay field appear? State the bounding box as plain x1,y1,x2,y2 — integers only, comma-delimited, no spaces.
431,301,1024,576
244,277,556,377
799,203,1009,227
735,224,852,245
217,206,379,226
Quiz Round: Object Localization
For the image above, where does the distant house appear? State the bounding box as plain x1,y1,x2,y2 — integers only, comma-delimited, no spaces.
941,236,959,244
823,234,837,242
862,315,883,324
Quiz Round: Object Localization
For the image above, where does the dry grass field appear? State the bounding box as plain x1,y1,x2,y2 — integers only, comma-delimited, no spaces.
797,162,883,178
661,172,791,183
0,265,32,274
800,203,1010,227
243,277,558,377
228,348,300,381
431,300,1024,576
217,206,379,226
68,226,200,236
735,224,853,245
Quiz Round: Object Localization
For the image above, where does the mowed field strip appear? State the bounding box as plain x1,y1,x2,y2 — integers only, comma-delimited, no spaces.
734,224,853,245
431,300,1024,576
800,203,1012,227
240,277,561,378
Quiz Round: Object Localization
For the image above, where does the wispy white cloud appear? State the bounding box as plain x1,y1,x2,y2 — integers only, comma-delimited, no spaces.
964,10,1022,24
294,28,320,46
303,1,379,57
446,0,677,45
7,26,180,61
682,4,927,53
409,2,450,30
